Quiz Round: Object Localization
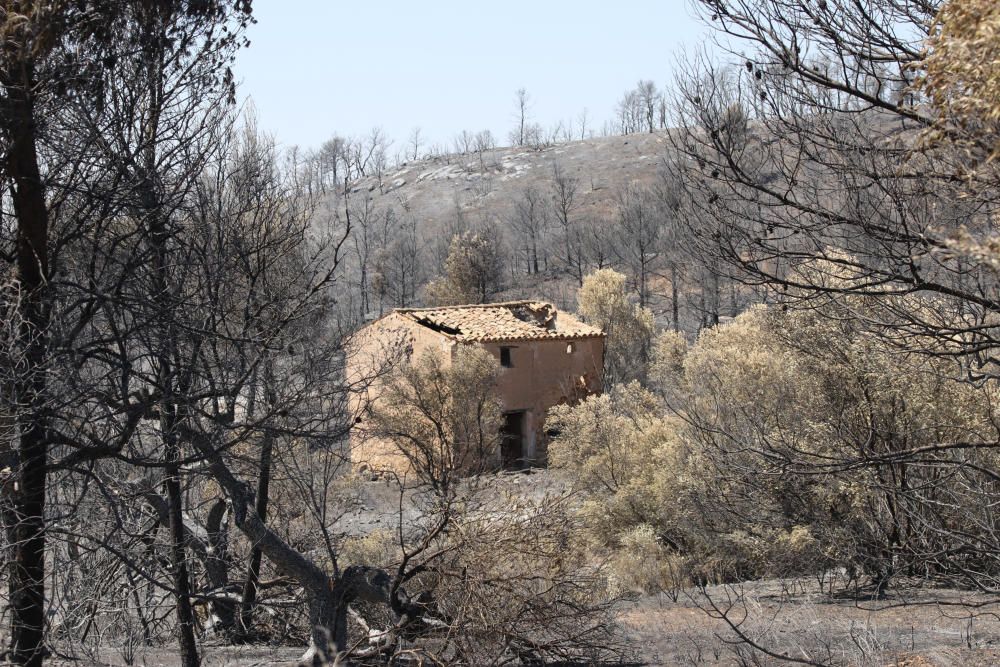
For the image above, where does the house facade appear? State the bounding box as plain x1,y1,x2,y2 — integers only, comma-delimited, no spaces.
347,301,605,474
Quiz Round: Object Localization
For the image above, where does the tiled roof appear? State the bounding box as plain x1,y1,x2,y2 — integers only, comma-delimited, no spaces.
395,301,604,343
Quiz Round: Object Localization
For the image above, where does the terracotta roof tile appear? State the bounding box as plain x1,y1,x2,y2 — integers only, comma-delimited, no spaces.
394,301,604,342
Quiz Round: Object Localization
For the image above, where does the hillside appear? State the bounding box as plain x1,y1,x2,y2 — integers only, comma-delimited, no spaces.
353,131,671,222
326,130,733,332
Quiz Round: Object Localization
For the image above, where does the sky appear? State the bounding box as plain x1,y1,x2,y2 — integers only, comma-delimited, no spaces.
234,1,713,154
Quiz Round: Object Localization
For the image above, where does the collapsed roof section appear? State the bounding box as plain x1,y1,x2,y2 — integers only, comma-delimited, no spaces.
394,301,604,343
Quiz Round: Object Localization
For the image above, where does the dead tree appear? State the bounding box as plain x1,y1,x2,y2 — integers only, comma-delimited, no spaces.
510,185,549,275
613,182,661,308
550,162,585,285
1,12,51,664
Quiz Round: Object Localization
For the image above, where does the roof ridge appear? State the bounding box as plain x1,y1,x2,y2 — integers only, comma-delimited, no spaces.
394,300,552,313
373,300,604,342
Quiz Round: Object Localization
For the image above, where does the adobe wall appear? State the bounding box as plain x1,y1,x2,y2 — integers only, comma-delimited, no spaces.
347,315,604,474
480,336,604,464
346,314,455,476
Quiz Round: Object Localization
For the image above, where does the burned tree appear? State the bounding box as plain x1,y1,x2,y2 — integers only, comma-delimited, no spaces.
655,0,1000,639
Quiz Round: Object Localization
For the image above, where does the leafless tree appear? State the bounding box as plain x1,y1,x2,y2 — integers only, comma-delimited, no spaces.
616,89,644,135
549,162,585,285
559,117,575,143
666,2,961,346
652,171,689,330
613,182,662,308
407,127,423,162
452,129,474,155
367,127,392,193
510,186,550,275
578,107,590,139
373,209,423,311
637,80,660,133
1,4,253,665
1,6,402,664
311,135,349,194
511,87,531,147
472,130,496,172
348,195,381,318
581,215,615,272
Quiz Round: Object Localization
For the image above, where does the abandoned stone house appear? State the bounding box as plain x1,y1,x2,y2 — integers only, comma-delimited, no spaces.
347,301,605,474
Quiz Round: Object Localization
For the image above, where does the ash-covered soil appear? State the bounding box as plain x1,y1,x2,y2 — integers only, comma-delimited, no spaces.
45,469,1000,666
623,580,1000,666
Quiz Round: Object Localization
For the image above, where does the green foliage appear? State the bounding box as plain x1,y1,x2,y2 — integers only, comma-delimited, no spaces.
553,276,1000,594
918,0,1000,162
369,346,504,482
648,329,688,402
424,231,504,306
576,268,655,385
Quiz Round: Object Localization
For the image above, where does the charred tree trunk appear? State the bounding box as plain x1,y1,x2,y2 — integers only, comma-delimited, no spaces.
237,368,276,639
237,433,273,625
150,213,199,665
305,588,349,663
5,58,50,667
176,422,401,660
163,425,200,667
144,97,200,667
203,499,235,634
142,491,235,639
638,258,649,308
575,246,584,287
670,264,680,332
708,269,720,327
202,448,348,658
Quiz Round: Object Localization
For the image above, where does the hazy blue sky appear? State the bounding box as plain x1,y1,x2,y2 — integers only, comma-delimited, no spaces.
234,1,712,153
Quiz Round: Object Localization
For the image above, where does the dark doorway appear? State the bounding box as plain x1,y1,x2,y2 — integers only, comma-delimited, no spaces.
501,411,525,469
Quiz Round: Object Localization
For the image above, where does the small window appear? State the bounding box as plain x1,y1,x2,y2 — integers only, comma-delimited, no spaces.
500,346,513,368
566,342,575,354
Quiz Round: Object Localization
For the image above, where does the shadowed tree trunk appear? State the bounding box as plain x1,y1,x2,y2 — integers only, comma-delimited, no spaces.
4,55,50,667
197,440,357,659
670,265,680,332
148,200,200,666
238,364,276,639
203,499,235,633
163,430,200,667
141,55,200,665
